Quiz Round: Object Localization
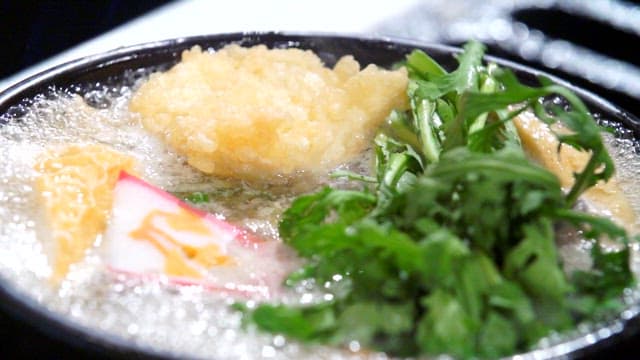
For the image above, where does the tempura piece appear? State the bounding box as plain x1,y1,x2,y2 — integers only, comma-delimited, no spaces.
130,44,408,181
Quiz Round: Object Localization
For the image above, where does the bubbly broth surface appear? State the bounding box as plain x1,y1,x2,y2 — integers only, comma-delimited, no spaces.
1,70,640,359
0,80,378,359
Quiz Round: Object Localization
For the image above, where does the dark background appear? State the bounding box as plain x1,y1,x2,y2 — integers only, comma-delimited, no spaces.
0,1,639,359
0,1,172,79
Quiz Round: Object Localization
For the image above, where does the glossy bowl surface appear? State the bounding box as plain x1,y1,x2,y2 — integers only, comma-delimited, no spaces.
1,32,639,359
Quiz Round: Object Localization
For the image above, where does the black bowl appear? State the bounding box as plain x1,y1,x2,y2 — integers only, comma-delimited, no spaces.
1,32,639,359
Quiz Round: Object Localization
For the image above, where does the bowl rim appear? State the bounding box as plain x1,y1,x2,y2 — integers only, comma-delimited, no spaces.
0,31,639,359
2,31,638,128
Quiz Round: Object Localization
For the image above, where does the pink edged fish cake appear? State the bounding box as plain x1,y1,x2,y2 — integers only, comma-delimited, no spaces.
104,172,295,299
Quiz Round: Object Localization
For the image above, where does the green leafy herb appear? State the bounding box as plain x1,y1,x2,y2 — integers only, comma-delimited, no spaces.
236,40,636,358
183,191,210,204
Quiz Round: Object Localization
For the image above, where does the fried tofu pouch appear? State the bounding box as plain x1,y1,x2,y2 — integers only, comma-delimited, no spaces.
130,44,408,180
34,144,137,281
514,113,636,232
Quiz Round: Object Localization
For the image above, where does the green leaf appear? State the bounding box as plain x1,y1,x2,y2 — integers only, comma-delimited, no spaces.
417,290,476,358
406,49,447,79
411,41,485,100
247,303,337,341
417,228,470,287
488,281,535,325
279,187,375,240
183,191,209,203
572,241,634,304
478,311,518,358
334,302,414,344
458,69,615,205
504,220,571,301
413,98,442,163
456,254,502,322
